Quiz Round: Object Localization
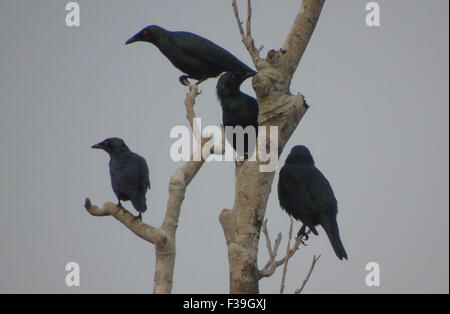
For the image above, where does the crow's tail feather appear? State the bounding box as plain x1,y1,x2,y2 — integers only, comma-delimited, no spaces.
321,215,348,260
131,193,147,214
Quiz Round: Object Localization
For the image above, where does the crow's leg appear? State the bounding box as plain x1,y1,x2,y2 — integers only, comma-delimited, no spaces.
116,200,124,209
297,224,310,245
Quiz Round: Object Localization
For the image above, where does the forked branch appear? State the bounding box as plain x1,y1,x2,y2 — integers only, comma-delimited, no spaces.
258,219,309,280
232,0,263,66
258,218,319,294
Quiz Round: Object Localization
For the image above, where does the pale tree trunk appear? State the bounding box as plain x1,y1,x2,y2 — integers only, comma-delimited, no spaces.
222,0,326,294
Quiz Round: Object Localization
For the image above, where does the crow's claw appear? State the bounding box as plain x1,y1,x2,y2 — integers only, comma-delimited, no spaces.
179,75,191,86
132,213,142,222
296,224,310,244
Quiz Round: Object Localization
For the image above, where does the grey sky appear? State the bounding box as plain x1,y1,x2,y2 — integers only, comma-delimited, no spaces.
0,0,448,293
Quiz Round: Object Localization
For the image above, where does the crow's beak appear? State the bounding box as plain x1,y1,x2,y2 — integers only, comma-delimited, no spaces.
245,71,257,80
125,34,139,45
91,143,103,149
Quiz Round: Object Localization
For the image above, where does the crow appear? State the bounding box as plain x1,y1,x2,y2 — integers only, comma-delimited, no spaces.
217,71,259,160
278,146,348,260
126,25,256,85
91,138,150,221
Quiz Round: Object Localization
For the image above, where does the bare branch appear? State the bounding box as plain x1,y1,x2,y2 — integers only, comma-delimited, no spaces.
153,87,208,293
294,255,321,294
84,198,163,244
232,0,261,66
232,0,246,40
246,0,253,37
185,84,202,144
259,220,282,279
161,156,207,233
280,218,294,294
185,84,226,157
281,0,326,76
257,219,319,294
263,220,274,256
258,219,309,280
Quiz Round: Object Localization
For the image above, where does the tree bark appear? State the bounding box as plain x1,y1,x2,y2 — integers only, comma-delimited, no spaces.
222,0,326,294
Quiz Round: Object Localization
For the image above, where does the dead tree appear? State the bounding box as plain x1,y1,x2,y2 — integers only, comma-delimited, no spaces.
221,0,325,293
84,0,326,294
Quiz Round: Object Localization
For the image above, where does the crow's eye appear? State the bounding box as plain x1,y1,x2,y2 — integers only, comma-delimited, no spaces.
143,30,149,36
231,74,236,80
104,140,109,146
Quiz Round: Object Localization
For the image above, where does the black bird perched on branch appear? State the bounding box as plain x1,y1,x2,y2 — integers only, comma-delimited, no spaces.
278,146,348,260
91,138,150,221
126,25,256,86
217,71,259,160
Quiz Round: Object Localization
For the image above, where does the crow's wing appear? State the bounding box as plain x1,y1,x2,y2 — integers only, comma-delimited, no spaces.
303,165,338,216
279,164,337,216
120,153,150,196
279,163,345,259
279,164,314,217
172,31,253,73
